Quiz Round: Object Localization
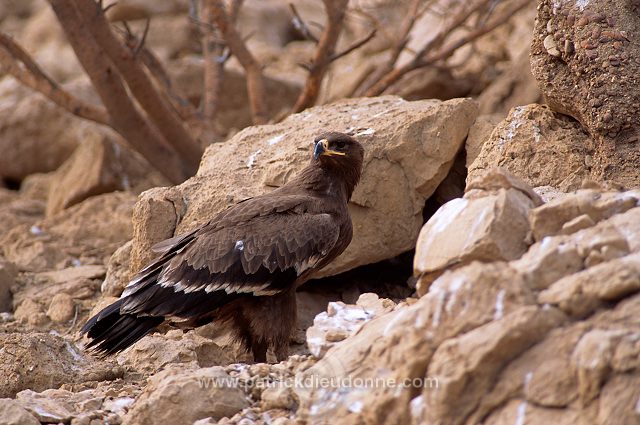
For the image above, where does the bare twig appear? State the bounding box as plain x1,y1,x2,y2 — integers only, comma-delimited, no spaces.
289,3,319,43
48,0,188,184
363,0,529,96
291,0,348,113
330,28,376,62
0,32,110,126
73,0,203,174
209,0,267,124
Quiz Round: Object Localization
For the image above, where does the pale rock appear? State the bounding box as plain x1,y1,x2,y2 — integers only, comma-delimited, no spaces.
0,78,80,180
16,389,74,423
130,96,478,276
14,298,47,326
530,190,640,240
0,259,17,312
539,252,640,317
46,293,75,323
0,398,39,425
2,192,135,272
102,240,133,297
305,294,393,358
123,366,249,425
20,172,53,202
46,128,168,216
465,114,502,168
598,374,640,425
261,385,297,410
468,104,594,191
571,329,628,405
483,398,597,425
0,333,122,398
534,185,568,203
116,330,232,375
477,49,542,116
422,306,565,424
414,168,541,292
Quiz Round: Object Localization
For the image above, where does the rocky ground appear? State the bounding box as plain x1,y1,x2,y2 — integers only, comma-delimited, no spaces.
1,0,640,424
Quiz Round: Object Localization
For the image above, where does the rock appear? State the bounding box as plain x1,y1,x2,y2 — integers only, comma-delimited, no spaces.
116,330,232,375
0,78,83,181
46,128,168,216
0,259,17,312
539,252,640,317
130,96,479,275
123,366,249,425
465,114,502,169
414,168,542,292
102,240,133,297
0,333,122,398
2,192,135,272
0,189,44,239
306,294,394,358
423,306,565,424
0,398,39,425
531,0,640,188
477,49,543,116
468,104,595,191
46,293,75,323
20,172,53,201
529,189,640,240
261,385,297,410
14,298,47,326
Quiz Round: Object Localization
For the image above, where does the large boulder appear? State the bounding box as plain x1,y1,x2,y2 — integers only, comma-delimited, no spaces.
531,0,640,188
0,333,121,398
130,96,479,277
468,104,595,191
294,187,640,424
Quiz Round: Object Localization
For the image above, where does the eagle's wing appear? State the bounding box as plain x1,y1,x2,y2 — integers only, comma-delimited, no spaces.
119,194,343,318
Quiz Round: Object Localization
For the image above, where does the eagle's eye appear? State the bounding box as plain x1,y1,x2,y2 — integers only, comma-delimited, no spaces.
334,141,347,150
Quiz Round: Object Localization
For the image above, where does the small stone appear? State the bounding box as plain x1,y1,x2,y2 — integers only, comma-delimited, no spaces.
46,293,75,323
544,35,561,57
261,385,297,410
0,399,39,425
14,299,48,326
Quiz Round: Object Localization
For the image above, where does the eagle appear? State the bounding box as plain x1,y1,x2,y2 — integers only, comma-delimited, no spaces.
81,132,364,362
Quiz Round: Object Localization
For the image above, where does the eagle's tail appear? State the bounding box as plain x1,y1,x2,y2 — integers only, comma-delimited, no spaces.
80,298,164,356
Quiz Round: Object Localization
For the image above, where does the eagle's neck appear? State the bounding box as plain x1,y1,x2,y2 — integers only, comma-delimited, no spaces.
293,162,360,201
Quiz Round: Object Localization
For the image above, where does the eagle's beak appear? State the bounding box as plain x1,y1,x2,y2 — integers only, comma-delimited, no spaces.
314,139,345,160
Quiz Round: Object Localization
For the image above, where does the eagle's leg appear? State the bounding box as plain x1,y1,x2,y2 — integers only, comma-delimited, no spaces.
241,288,297,363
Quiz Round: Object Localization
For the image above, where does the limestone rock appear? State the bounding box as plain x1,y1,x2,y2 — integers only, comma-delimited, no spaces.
414,168,541,292
130,96,478,276
123,366,249,425
46,293,75,323
46,128,168,216
529,189,640,240
468,104,595,191
102,240,133,297
116,330,232,375
0,398,39,425
0,78,82,181
539,252,640,317
261,385,297,411
0,259,17,312
306,294,394,358
14,298,47,326
531,0,640,188
0,333,122,398
2,192,135,272
465,114,502,169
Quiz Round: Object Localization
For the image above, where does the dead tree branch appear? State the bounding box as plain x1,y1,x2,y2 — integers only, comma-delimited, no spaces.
291,0,349,113
47,0,188,183
73,0,202,174
362,0,529,96
209,0,267,125
0,33,110,126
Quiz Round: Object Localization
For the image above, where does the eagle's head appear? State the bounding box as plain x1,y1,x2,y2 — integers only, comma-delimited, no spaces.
311,131,364,198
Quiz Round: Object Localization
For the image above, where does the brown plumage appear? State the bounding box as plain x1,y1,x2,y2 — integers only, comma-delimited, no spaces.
81,132,364,362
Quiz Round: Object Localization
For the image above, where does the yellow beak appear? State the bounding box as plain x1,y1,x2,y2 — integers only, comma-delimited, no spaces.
316,139,346,158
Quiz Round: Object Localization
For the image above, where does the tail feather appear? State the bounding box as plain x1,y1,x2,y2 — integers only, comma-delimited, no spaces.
81,298,164,356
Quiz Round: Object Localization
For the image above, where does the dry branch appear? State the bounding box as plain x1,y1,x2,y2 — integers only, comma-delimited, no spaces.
209,0,267,125
47,0,188,184
363,0,530,96
0,33,110,126
291,0,349,113
73,0,202,174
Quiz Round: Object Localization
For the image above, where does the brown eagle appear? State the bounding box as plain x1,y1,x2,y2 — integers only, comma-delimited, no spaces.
81,132,364,362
